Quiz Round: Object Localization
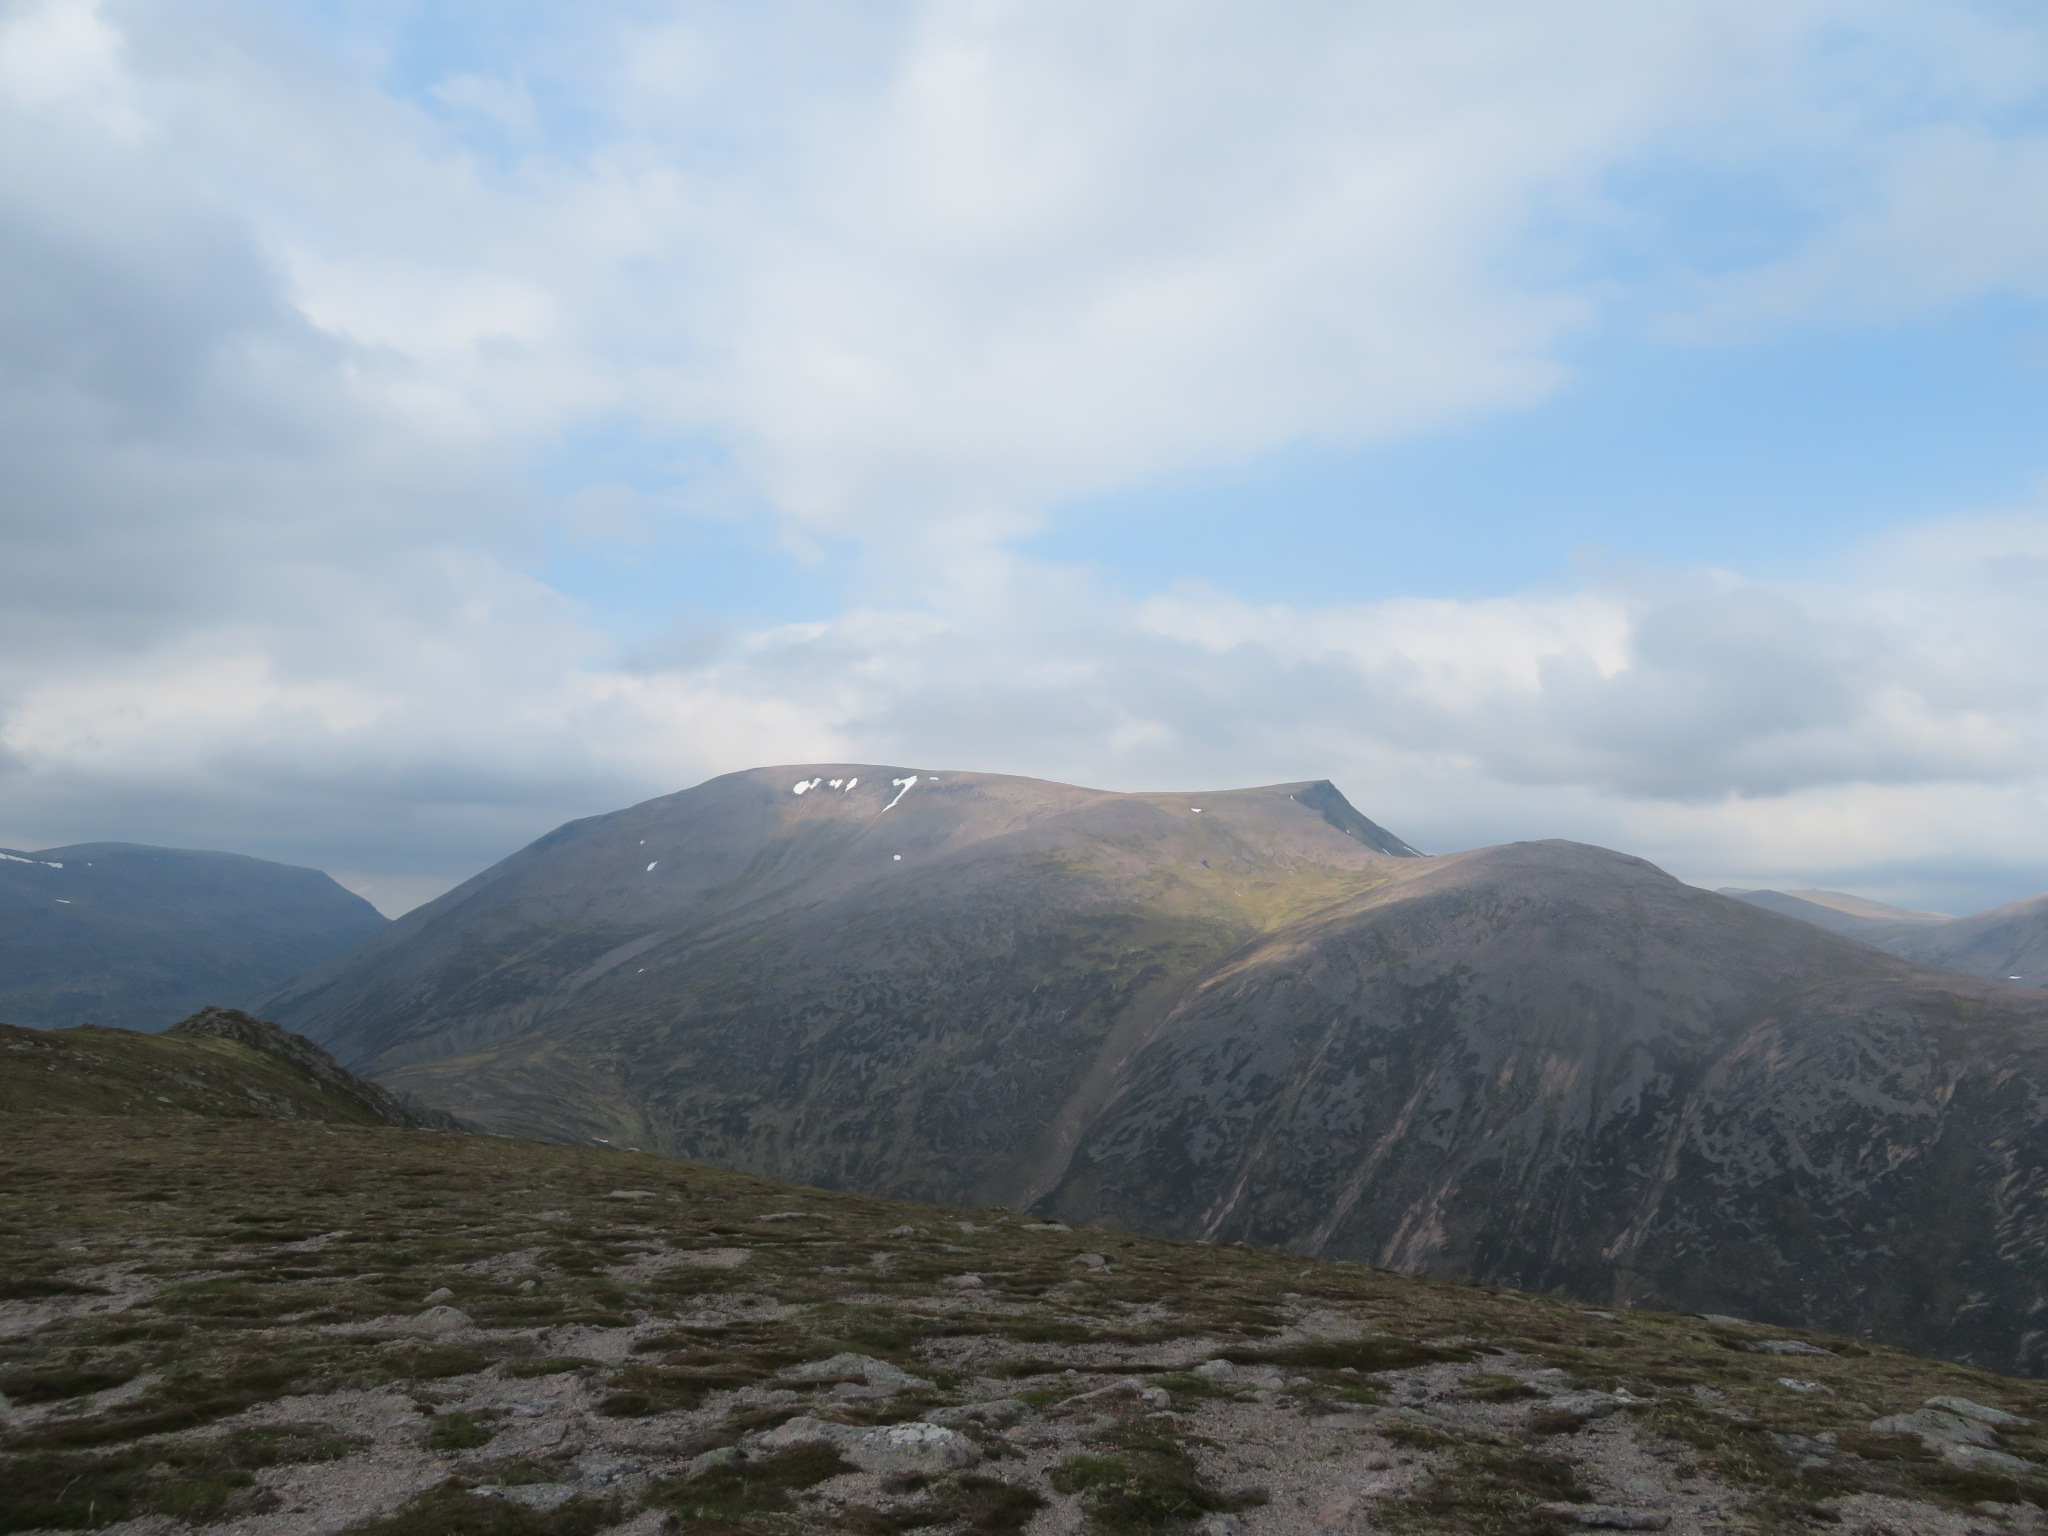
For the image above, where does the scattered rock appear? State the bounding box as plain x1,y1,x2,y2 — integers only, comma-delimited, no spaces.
758,1415,980,1474
1944,1445,2040,1475
886,1225,925,1237
1926,1396,2032,1428
928,1398,1027,1428
476,1484,578,1511
1776,1378,1829,1393
685,1446,744,1477
847,1420,982,1475
407,1304,473,1335
950,1273,984,1289
1072,1252,1110,1270
755,1211,826,1222
422,1287,454,1304
1698,1314,1749,1327
1023,1221,1071,1231
1746,1339,1834,1356
1547,1390,1651,1419
1537,1504,1671,1530
605,1189,655,1200
778,1351,935,1394
1869,1409,1999,1448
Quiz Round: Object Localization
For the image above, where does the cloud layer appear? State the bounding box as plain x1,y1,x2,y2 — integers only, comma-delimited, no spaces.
4,0,2048,914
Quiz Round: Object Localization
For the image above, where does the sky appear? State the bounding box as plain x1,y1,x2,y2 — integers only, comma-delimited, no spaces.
5,0,2048,918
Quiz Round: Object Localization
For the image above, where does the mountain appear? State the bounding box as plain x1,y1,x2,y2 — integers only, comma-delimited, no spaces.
1723,883,2048,988
10,1110,2047,1534
0,842,387,1031
261,764,2048,1374
259,765,1420,1191
0,1006,457,1126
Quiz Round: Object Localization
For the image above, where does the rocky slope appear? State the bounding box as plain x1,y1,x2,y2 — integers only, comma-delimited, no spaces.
258,766,2048,1376
0,1007,457,1128
6,1113,2048,1536
0,843,387,1031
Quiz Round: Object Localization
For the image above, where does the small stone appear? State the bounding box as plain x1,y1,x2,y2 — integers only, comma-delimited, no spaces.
1746,1339,1833,1357
476,1484,576,1512
1194,1359,1236,1382
779,1352,935,1394
928,1398,1027,1428
1926,1396,2033,1428
422,1287,454,1304
847,1420,981,1475
1537,1505,1670,1531
1580,1310,1618,1321
605,1189,655,1200
1196,1518,1240,1536
1023,1221,1071,1231
517,1279,537,1293
950,1273,984,1289
1776,1378,1828,1393
887,1226,925,1237
1945,1445,2039,1475
1869,1408,1999,1447
685,1447,744,1478
1073,1252,1110,1271
1314,1493,1357,1527
410,1304,473,1335
1698,1314,1749,1327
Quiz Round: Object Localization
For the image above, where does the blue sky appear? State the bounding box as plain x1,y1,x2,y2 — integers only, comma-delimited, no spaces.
6,0,2048,916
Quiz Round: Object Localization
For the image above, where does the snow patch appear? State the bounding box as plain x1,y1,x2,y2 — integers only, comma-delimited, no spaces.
646,862,658,872
892,855,902,862
882,775,919,810
0,852,61,868
843,777,858,791
792,778,825,795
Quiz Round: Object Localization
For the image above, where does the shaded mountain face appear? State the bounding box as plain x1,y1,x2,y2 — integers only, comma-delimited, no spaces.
259,765,1418,1206
1723,884,2048,988
0,1006,456,1126
261,764,2048,1373
1048,843,2048,1374
0,842,387,1031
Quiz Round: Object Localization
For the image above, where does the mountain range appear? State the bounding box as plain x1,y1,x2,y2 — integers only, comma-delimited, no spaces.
1724,884,2048,988
0,842,387,1031
257,764,2048,1376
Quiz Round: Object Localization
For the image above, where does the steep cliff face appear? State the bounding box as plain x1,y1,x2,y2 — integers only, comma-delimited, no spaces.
1043,841,2048,1374
259,765,1416,1206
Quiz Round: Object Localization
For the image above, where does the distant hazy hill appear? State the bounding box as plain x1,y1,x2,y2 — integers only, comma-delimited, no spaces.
1724,884,2048,987
0,1005,456,1126
0,842,387,1030
260,764,2048,1373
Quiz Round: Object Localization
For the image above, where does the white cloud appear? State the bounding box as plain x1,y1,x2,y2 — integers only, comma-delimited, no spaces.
6,1,2048,914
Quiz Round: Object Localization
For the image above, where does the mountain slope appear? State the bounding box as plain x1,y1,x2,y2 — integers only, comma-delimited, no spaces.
0,1006,457,1127
1046,841,2048,1373
0,842,387,1031
260,765,1418,1206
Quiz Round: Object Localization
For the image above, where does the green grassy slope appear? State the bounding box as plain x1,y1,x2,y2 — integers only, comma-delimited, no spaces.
4,1115,2047,1535
0,1009,453,1127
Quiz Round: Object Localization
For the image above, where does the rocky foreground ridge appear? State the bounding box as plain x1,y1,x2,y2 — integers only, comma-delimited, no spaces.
7,1111,2048,1536
257,767,2048,1377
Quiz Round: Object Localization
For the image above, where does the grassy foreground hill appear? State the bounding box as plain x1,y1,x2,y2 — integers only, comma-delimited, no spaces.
7,1032,2048,1535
